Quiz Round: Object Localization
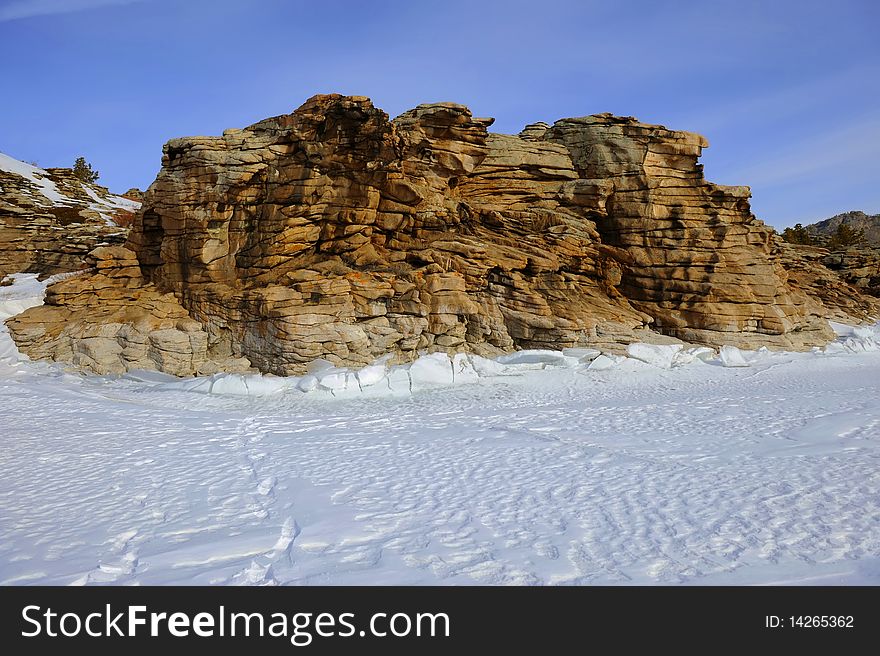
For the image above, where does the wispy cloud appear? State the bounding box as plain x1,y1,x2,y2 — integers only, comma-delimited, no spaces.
722,115,880,189
0,0,144,23
674,64,880,136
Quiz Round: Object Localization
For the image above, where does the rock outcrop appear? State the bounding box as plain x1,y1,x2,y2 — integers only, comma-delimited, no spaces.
0,153,140,277
122,188,145,202
7,95,839,376
8,246,251,375
778,210,880,319
541,115,831,347
777,241,879,323
822,247,880,299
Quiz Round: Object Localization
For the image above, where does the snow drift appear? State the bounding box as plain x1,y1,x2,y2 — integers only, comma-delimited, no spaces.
1,273,879,399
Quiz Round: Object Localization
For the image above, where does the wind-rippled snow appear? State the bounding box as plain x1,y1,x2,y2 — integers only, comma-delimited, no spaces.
1,275,879,585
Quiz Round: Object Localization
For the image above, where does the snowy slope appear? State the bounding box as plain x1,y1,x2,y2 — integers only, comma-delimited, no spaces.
0,153,69,205
1,276,879,586
0,152,139,225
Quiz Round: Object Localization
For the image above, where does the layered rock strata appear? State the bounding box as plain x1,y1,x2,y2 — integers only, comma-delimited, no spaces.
8,246,251,375
778,242,879,323
7,95,837,375
0,154,139,277
542,115,832,347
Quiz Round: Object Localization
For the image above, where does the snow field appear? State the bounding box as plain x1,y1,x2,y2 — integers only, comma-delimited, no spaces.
1,274,879,585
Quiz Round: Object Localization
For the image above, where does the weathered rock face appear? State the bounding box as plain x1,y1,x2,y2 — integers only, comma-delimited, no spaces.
122,188,145,202
822,247,880,297
781,210,880,309
8,95,838,375
777,241,880,324
7,246,252,376
542,115,833,347
0,153,139,277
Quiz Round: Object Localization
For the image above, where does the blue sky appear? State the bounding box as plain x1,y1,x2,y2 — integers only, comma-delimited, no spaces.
1,0,877,229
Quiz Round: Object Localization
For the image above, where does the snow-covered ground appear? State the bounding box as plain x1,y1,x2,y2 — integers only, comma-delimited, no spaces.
1,275,879,585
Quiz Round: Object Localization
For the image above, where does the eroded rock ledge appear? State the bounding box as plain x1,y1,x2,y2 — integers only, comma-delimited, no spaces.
8,94,839,375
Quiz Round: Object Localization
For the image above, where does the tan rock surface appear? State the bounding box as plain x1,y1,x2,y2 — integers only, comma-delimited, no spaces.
6,246,251,376
543,114,834,349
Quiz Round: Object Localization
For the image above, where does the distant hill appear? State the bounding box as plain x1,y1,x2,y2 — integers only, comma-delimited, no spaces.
807,211,880,247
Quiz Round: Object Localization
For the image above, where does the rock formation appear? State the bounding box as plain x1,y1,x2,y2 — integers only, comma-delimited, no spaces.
8,245,251,376
777,241,879,323
778,210,880,319
0,153,139,277
7,95,841,376
539,115,831,348
122,188,145,202
821,247,880,299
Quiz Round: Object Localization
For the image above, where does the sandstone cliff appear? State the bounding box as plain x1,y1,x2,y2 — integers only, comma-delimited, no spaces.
0,153,140,277
7,95,839,376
